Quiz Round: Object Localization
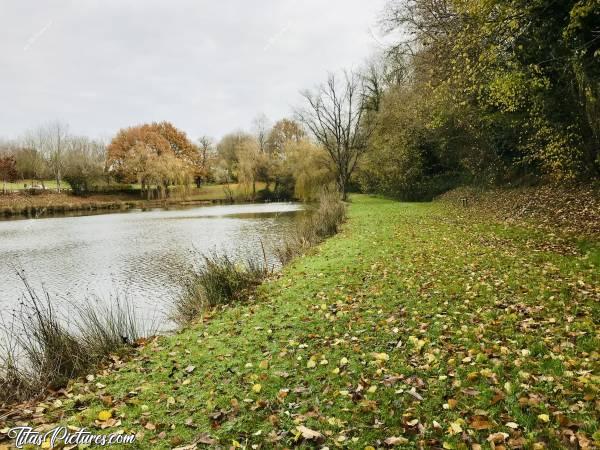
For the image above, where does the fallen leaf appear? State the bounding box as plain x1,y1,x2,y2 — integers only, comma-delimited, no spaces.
173,433,217,449
373,352,390,362
385,436,409,446
470,416,493,430
97,410,112,421
296,425,324,442
449,420,463,435
487,432,509,443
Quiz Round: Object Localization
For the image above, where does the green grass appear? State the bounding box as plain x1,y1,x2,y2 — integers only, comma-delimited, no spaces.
1,180,265,199
3,196,598,449
2,179,61,190
187,182,268,201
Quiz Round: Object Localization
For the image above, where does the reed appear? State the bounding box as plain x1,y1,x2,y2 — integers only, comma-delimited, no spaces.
0,275,154,407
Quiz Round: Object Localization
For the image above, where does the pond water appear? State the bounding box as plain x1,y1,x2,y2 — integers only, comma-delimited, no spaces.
0,203,304,331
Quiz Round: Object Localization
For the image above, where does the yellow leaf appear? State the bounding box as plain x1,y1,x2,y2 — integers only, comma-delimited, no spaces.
449,420,463,435
537,414,550,423
307,359,317,369
259,360,269,369
372,352,389,362
408,336,426,352
97,410,112,421
252,384,262,393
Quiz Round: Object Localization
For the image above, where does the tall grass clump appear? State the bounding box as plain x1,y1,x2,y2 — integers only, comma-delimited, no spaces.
0,276,153,407
275,188,346,265
73,296,151,362
173,252,269,325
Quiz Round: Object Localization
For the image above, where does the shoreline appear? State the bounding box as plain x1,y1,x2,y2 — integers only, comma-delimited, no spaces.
0,182,274,220
0,195,273,221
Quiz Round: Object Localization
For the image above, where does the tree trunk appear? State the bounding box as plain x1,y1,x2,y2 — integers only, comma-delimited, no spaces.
338,175,348,201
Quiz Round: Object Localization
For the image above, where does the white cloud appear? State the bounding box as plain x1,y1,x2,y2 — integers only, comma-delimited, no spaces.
0,0,387,140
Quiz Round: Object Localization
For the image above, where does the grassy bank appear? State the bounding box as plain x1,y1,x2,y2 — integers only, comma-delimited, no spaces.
1,196,598,449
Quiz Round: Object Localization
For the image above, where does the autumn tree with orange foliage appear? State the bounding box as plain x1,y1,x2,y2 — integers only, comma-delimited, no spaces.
107,122,199,198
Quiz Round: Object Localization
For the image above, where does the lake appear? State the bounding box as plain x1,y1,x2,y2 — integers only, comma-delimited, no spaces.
0,203,304,331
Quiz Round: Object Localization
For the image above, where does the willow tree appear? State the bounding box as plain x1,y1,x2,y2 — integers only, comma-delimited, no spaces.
107,122,197,198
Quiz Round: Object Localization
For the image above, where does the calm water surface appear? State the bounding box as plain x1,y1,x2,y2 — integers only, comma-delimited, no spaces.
0,203,303,327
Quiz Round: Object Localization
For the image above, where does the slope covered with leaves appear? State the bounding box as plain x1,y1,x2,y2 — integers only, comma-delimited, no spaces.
2,196,598,449
437,184,600,239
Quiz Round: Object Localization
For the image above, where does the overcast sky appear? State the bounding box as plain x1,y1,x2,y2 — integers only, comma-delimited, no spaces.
0,0,388,142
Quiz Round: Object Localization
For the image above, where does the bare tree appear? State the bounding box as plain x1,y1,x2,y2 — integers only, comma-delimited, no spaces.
297,71,372,200
252,113,271,153
22,122,70,191
197,136,214,168
21,127,50,188
63,136,107,194
44,121,69,192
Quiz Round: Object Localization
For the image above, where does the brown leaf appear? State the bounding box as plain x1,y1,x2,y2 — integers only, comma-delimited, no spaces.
296,425,324,442
173,433,217,449
491,390,505,405
487,432,509,443
385,436,409,446
470,416,493,430
382,375,404,387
